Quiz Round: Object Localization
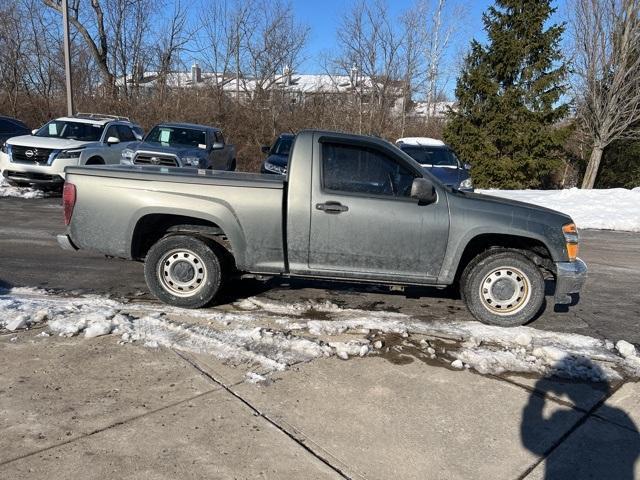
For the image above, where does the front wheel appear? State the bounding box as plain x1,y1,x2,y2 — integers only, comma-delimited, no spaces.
460,249,545,326
144,235,223,308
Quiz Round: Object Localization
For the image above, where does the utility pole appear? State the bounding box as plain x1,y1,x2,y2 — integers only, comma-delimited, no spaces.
62,0,74,116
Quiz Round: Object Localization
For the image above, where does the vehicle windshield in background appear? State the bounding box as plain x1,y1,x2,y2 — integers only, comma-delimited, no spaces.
35,120,105,142
271,137,293,156
145,126,207,148
401,146,460,168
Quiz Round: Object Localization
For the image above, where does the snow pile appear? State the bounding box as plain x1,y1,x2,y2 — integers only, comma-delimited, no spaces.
0,177,50,199
2,288,639,382
0,289,333,373
477,187,640,232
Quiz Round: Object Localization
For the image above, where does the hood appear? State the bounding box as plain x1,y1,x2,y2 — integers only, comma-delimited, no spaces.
265,153,288,167
455,190,573,222
424,165,466,187
7,135,91,150
130,142,207,158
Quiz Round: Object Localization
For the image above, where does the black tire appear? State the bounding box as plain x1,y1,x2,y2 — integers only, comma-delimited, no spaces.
85,157,104,165
144,235,223,308
460,249,545,326
229,159,237,171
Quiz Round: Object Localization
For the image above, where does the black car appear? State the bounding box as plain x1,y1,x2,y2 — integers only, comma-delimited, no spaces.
260,133,295,175
0,116,30,146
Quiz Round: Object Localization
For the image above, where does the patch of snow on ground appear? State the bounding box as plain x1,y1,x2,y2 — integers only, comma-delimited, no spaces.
0,177,51,199
477,187,640,232
2,289,639,382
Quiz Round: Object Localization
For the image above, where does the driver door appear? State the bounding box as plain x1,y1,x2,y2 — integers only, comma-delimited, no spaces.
308,140,449,280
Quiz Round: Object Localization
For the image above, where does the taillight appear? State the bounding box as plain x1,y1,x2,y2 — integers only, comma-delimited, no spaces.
63,182,76,225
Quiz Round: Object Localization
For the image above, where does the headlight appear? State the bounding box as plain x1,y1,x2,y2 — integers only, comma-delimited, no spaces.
181,156,202,167
57,149,83,160
0,142,7,154
459,178,473,190
120,148,135,164
264,161,286,175
562,223,579,261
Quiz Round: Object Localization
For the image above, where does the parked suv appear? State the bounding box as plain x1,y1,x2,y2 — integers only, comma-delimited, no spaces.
260,133,295,175
396,137,473,191
120,123,236,171
1,113,143,188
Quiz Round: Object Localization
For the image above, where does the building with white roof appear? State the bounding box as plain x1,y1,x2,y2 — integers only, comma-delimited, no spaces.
115,64,453,117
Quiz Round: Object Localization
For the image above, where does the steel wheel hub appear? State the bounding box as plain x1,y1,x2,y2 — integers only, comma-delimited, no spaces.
479,266,531,315
158,249,207,297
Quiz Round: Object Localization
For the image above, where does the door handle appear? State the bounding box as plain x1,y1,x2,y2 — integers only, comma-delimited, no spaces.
316,201,349,214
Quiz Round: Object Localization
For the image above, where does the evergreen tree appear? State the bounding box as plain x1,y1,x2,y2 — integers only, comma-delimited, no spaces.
444,0,569,189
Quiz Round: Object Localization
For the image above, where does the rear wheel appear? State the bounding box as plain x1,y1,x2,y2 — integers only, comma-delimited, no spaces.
144,235,223,308
460,249,545,326
229,159,237,171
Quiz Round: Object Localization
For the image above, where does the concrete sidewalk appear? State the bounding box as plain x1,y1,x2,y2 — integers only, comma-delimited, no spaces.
1,330,638,479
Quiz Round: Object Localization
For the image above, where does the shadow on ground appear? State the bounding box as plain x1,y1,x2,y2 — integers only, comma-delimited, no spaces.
521,359,640,479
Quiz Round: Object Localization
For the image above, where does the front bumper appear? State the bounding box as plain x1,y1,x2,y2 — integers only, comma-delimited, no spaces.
3,169,64,186
554,258,587,304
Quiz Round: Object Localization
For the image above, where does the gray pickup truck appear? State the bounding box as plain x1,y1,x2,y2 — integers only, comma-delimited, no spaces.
58,130,586,326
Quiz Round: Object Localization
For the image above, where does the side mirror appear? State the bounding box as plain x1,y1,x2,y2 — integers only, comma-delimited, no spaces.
106,136,120,145
410,177,437,204
211,142,224,150
261,145,270,154
31,129,38,135
464,163,472,170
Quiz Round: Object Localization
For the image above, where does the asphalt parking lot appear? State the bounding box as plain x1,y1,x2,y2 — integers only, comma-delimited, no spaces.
1,196,639,343
1,196,640,479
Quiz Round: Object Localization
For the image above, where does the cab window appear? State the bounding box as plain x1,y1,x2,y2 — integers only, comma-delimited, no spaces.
104,125,120,141
117,125,136,142
322,142,415,197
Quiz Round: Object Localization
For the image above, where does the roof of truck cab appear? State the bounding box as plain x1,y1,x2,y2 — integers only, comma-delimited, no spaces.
156,122,220,131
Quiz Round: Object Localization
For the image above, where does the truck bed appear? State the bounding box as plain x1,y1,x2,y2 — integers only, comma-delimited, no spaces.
64,165,286,273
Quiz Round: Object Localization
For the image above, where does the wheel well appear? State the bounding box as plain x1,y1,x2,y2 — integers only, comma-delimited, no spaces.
454,234,554,283
131,214,232,261
85,156,104,165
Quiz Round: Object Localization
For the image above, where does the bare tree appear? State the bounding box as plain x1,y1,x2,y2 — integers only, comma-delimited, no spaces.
0,1,29,115
334,0,404,135
42,0,118,95
423,0,464,118
399,3,427,136
572,0,640,188
105,0,152,97
241,0,308,96
155,0,192,98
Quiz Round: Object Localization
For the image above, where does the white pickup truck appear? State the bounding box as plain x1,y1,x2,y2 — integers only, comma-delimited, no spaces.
1,113,143,189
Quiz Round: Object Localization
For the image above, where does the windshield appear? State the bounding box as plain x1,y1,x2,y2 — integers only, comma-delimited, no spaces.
401,146,460,168
35,120,105,142
271,136,293,156
145,126,207,148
